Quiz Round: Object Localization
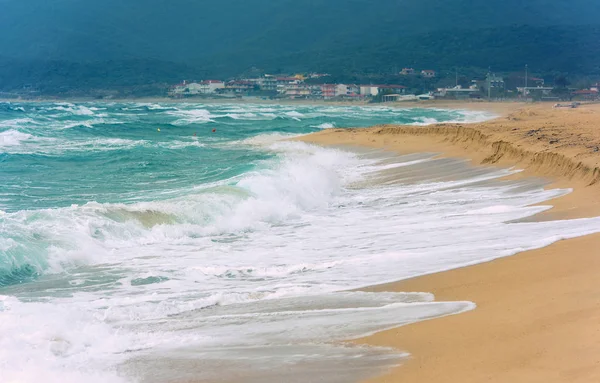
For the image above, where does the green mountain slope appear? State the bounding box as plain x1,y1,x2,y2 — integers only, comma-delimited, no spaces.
0,0,599,91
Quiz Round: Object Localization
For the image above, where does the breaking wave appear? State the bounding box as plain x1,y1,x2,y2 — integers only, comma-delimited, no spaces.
9,101,579,383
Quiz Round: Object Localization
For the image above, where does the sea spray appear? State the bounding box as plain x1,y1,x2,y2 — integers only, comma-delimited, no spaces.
4,102,600,383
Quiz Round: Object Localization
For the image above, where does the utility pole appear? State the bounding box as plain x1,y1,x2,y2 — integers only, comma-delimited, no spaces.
487,67,491,100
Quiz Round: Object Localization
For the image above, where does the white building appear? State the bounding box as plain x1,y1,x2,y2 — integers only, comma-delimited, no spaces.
360,85,379,97
186,82,204,94
435,85,480,99
335,84,350,96
282,84,311,98
258,75,278,91
169,81,204,96
169,80,225,96
334,84,360,98
360,84,407,97
169,81,188,97
517,87,553,97
199,80,225,94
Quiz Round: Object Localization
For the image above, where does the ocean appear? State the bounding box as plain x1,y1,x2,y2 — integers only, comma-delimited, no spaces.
2,101,600,383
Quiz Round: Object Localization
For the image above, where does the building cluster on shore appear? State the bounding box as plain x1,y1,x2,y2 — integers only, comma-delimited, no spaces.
168,71,600,103
168,74,412,101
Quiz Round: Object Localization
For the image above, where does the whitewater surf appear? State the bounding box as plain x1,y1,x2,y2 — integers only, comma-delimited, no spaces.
2,101,600,383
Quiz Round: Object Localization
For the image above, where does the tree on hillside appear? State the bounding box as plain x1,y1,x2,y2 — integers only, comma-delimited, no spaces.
552,75,572,100
554,75,571,88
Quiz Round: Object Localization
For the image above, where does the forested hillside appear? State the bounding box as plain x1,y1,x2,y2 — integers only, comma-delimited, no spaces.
1,0,599,92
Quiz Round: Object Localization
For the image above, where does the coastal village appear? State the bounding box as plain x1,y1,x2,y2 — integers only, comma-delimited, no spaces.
4,67,599,102
168,69,600,103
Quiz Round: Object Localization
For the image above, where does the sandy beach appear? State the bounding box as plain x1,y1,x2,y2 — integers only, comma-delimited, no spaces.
299,102,600,382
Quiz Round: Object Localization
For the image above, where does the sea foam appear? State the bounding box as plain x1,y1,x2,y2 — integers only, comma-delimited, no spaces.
2,101,599,383
0,129,33,147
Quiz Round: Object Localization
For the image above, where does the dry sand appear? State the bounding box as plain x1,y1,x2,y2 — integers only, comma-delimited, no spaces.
298,102,600,383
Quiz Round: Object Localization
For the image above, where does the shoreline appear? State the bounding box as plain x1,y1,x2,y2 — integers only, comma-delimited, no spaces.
0,96,526,114
298,102,600,382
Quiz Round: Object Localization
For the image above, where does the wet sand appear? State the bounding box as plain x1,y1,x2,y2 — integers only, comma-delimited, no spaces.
299,102,600,382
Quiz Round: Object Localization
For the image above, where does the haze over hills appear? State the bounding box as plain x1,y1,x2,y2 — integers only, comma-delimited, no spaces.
1,0,599,93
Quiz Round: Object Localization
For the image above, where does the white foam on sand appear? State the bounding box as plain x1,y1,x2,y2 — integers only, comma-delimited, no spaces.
4,142,600,382
2,103,598,383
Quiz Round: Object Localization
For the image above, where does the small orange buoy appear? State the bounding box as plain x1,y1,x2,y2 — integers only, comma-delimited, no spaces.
212,128,216,133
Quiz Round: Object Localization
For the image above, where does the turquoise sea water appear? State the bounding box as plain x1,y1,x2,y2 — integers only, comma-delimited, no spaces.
0,102,486,282
0,103,488,212
2,102,600,383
